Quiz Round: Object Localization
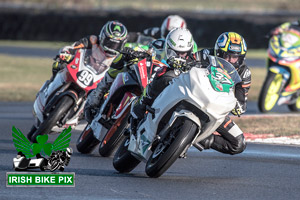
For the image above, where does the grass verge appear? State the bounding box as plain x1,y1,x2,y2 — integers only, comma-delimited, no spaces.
232,115,300,137
0,40,69,49
0,55,52,101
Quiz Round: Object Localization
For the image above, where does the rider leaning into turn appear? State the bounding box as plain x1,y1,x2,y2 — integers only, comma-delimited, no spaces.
27,20,128,141
51,20,128,81
130,28,203,129
83,44,153,123
199,32,251,155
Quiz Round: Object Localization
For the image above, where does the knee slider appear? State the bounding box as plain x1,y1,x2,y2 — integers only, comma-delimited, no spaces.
230,134,246,155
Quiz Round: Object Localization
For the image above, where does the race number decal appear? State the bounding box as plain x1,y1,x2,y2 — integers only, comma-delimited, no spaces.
208,67,234,93
77,70,94,86
215,72,232,85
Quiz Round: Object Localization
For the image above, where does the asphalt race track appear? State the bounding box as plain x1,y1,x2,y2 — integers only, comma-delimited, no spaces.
0,102,300,199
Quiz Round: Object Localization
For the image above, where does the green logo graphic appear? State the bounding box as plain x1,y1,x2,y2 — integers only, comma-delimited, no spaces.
113,25,121,32
12,126,71,158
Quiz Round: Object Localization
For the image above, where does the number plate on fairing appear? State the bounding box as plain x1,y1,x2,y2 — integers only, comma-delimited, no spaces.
76,70,94,87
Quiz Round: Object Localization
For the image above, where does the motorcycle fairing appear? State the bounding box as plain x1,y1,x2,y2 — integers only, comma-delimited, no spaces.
128,67,236,160
67,49,107,93
113,92,135,119
33,70,67,122
33,48,107,127
268,30,300,96
99,72,140,115
93,69,142,142
135,58,149,88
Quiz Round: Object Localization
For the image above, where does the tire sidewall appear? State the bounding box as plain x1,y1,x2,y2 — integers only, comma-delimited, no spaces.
32,95,74,141
258,71,280,113
145,118,197,178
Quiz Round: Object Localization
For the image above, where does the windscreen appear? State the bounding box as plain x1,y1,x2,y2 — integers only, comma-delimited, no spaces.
84,48,109,75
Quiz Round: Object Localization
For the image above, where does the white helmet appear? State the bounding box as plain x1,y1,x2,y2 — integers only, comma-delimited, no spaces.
164,28,193,60
160,15,187,39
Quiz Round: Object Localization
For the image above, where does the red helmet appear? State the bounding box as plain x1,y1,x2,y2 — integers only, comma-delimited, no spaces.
160,15,187,39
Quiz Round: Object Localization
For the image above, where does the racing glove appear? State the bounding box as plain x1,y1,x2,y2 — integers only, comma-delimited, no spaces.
59,46,74,63
167,56,187,70
231,101,244,117
123,47,148,61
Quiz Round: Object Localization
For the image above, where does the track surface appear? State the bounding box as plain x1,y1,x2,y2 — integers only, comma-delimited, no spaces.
0,102,300,199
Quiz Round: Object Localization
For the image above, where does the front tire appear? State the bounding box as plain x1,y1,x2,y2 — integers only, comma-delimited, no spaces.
145,118,197,178
31,96,74,142
258,72,283,113
76,124,100,154
146,118,197,178
27,125,37,141
113,137,141,173
98,111,130,157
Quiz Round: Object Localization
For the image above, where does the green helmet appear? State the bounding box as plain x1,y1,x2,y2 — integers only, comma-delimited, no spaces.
99,21,128,57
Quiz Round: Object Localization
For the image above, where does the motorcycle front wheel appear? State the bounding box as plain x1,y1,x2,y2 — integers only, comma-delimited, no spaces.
113,137,141,173
258,72,283,113
98,110,130,157
76,124,100,154
31,96,74,142
145,117,197,178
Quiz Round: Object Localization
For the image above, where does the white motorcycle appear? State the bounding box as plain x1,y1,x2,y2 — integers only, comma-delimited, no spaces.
113,56,241,178
28,47,109,142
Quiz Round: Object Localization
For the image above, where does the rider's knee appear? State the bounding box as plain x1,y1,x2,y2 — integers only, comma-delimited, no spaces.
230,134,246,155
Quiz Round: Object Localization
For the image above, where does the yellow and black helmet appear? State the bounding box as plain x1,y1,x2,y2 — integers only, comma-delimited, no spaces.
214,32,247,68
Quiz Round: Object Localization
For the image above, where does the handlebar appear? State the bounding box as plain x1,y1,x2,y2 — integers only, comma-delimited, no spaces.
119,47,153,61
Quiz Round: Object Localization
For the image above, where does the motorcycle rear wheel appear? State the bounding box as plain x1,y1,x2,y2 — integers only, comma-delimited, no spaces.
76,124,100,154
145,117,197,178
98,110,130,157
31,96,74,142
113,137,141,173
258,72,283,113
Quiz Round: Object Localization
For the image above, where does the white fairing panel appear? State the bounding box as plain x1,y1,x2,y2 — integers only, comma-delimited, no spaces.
129,67,237,158
33,71,67,122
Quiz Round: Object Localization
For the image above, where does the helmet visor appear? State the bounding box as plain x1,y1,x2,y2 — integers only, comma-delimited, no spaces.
222,51,244,67
166,48,189,59
102,37,125,55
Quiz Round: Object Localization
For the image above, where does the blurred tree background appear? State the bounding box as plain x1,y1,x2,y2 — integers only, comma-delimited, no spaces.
1,0,299,12
0,0,299,48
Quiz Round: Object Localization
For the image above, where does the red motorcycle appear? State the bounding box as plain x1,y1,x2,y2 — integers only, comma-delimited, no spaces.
76,51,164,157
28,47,109,142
